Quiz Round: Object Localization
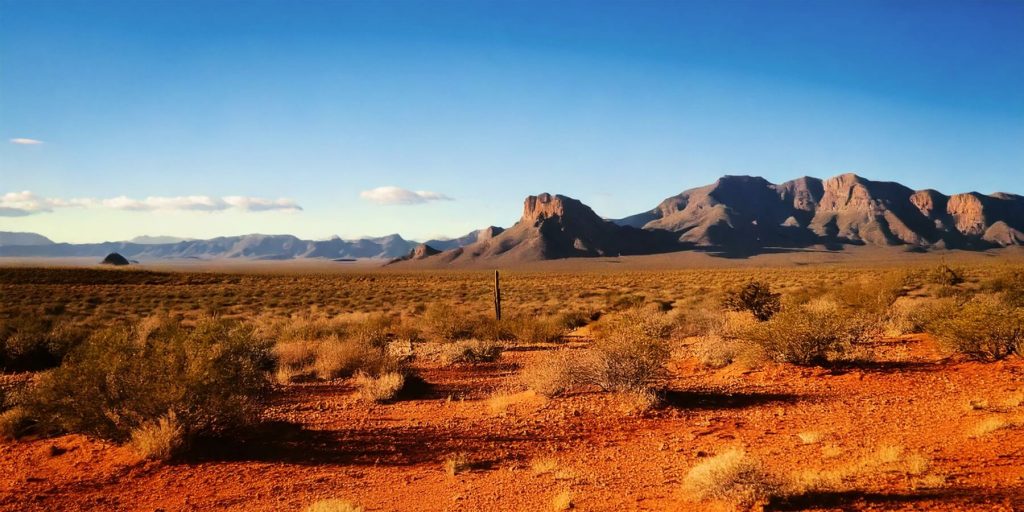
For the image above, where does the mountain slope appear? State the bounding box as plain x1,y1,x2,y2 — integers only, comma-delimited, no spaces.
617,173,1024,250
402,193,681,266
0,231,54,246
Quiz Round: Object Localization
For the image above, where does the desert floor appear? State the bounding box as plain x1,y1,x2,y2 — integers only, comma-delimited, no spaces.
3,329,1023,511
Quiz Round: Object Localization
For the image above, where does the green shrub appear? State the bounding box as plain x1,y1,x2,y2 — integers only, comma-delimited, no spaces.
745,298,868,365
22,317,272,443
722,281,781,321
927,294,1024,361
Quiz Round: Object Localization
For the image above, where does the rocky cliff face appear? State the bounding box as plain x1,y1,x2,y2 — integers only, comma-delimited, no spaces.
618,173,1024,250
414,193,680,265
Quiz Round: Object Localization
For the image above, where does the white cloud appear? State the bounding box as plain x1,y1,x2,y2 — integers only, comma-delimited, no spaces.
0,191,302,216
9,138,43,145
359,186,453,205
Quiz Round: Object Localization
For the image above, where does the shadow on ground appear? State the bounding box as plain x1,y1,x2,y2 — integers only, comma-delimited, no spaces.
660,390,804,410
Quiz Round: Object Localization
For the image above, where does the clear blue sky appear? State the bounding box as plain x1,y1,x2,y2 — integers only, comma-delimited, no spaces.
1,0,1022,243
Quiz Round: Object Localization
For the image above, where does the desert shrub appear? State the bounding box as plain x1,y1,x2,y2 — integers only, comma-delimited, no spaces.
130,412,185,460
927,294,1024,361
582,333,670,393
312,336,401,380
438,339,503,365
745,298,868,365
0,407,32,440
557,310,592,330
272,339,319,383
926,263,964,287
682,448,782,507
0,318,89,371
590,306,675,342
983,270,1024,307
346,313,394,347
690,311,761,368
520,350,583,397
354,371,406,403
722,281,781,321
21,316,272,443
421,303,476,341
505,315,566,343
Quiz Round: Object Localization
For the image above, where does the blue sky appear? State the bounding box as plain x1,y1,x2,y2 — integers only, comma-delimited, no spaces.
1,0,1022,243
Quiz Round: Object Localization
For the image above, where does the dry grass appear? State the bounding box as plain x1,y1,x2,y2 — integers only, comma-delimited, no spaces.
443,453,473,476
681,448,782,507
550,490,573,510
354,372,406,403
130,412,185,461
487,390,544,416
304,499,364,512
0,407,31,440
437,339,503,365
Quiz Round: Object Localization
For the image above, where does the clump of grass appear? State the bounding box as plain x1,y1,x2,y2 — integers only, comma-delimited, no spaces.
304,499,364,512
928,294,1024,361
129,411,185,461
438,339,503,365
796,431,821,445
969,416,1019,438
353,371,406,403
504,315,566,343
551,490,574,510
487,390,543,416
681,448,782,507
531,457,559,475
444,453,473,476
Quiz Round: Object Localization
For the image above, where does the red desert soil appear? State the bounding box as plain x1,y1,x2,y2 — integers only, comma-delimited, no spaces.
3,334,1023,511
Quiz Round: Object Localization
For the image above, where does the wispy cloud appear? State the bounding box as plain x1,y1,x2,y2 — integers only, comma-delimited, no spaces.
9,138,43,145
0,191,302,217
359,186,453,205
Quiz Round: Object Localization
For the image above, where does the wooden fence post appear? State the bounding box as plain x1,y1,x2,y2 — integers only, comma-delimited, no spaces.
494,270,502,321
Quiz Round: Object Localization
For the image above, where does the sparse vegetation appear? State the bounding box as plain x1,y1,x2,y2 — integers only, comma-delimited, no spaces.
681,448,782,507
19,317,272,444
928,294,1024,361
722,281,781,321
354,371,407,403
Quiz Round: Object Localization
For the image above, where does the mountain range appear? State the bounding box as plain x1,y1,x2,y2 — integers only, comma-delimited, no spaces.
3,173,1022,263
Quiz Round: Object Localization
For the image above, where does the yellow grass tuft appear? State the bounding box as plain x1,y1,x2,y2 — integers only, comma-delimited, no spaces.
304,499,364,512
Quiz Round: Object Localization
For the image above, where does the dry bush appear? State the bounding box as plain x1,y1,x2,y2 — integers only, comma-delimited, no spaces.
0,318,89,371
304,499,364,512
789,444,941,496
682,448,782,507
928,294,1024,361
354,372,406,403
982,270,1024,307
722,281,781,321
272,339,318,383
690,311,762,368
130,412,185,461
422,303,476,341
438,339,503,365
312,336,401,380
21,316,272,444
520,350,583,397
0,407,32,440
505,315,566,344
745,298,870,366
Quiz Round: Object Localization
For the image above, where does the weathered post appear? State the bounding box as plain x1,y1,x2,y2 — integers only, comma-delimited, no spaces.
494,270,502,321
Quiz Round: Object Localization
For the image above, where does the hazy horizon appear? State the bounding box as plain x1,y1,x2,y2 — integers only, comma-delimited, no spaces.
2,0,1022,243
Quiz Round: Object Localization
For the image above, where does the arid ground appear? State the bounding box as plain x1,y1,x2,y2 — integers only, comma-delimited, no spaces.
2,254,1024,511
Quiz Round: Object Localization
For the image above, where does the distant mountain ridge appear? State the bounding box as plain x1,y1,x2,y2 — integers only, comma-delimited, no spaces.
614,173,1024,250
4,173,1022,263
